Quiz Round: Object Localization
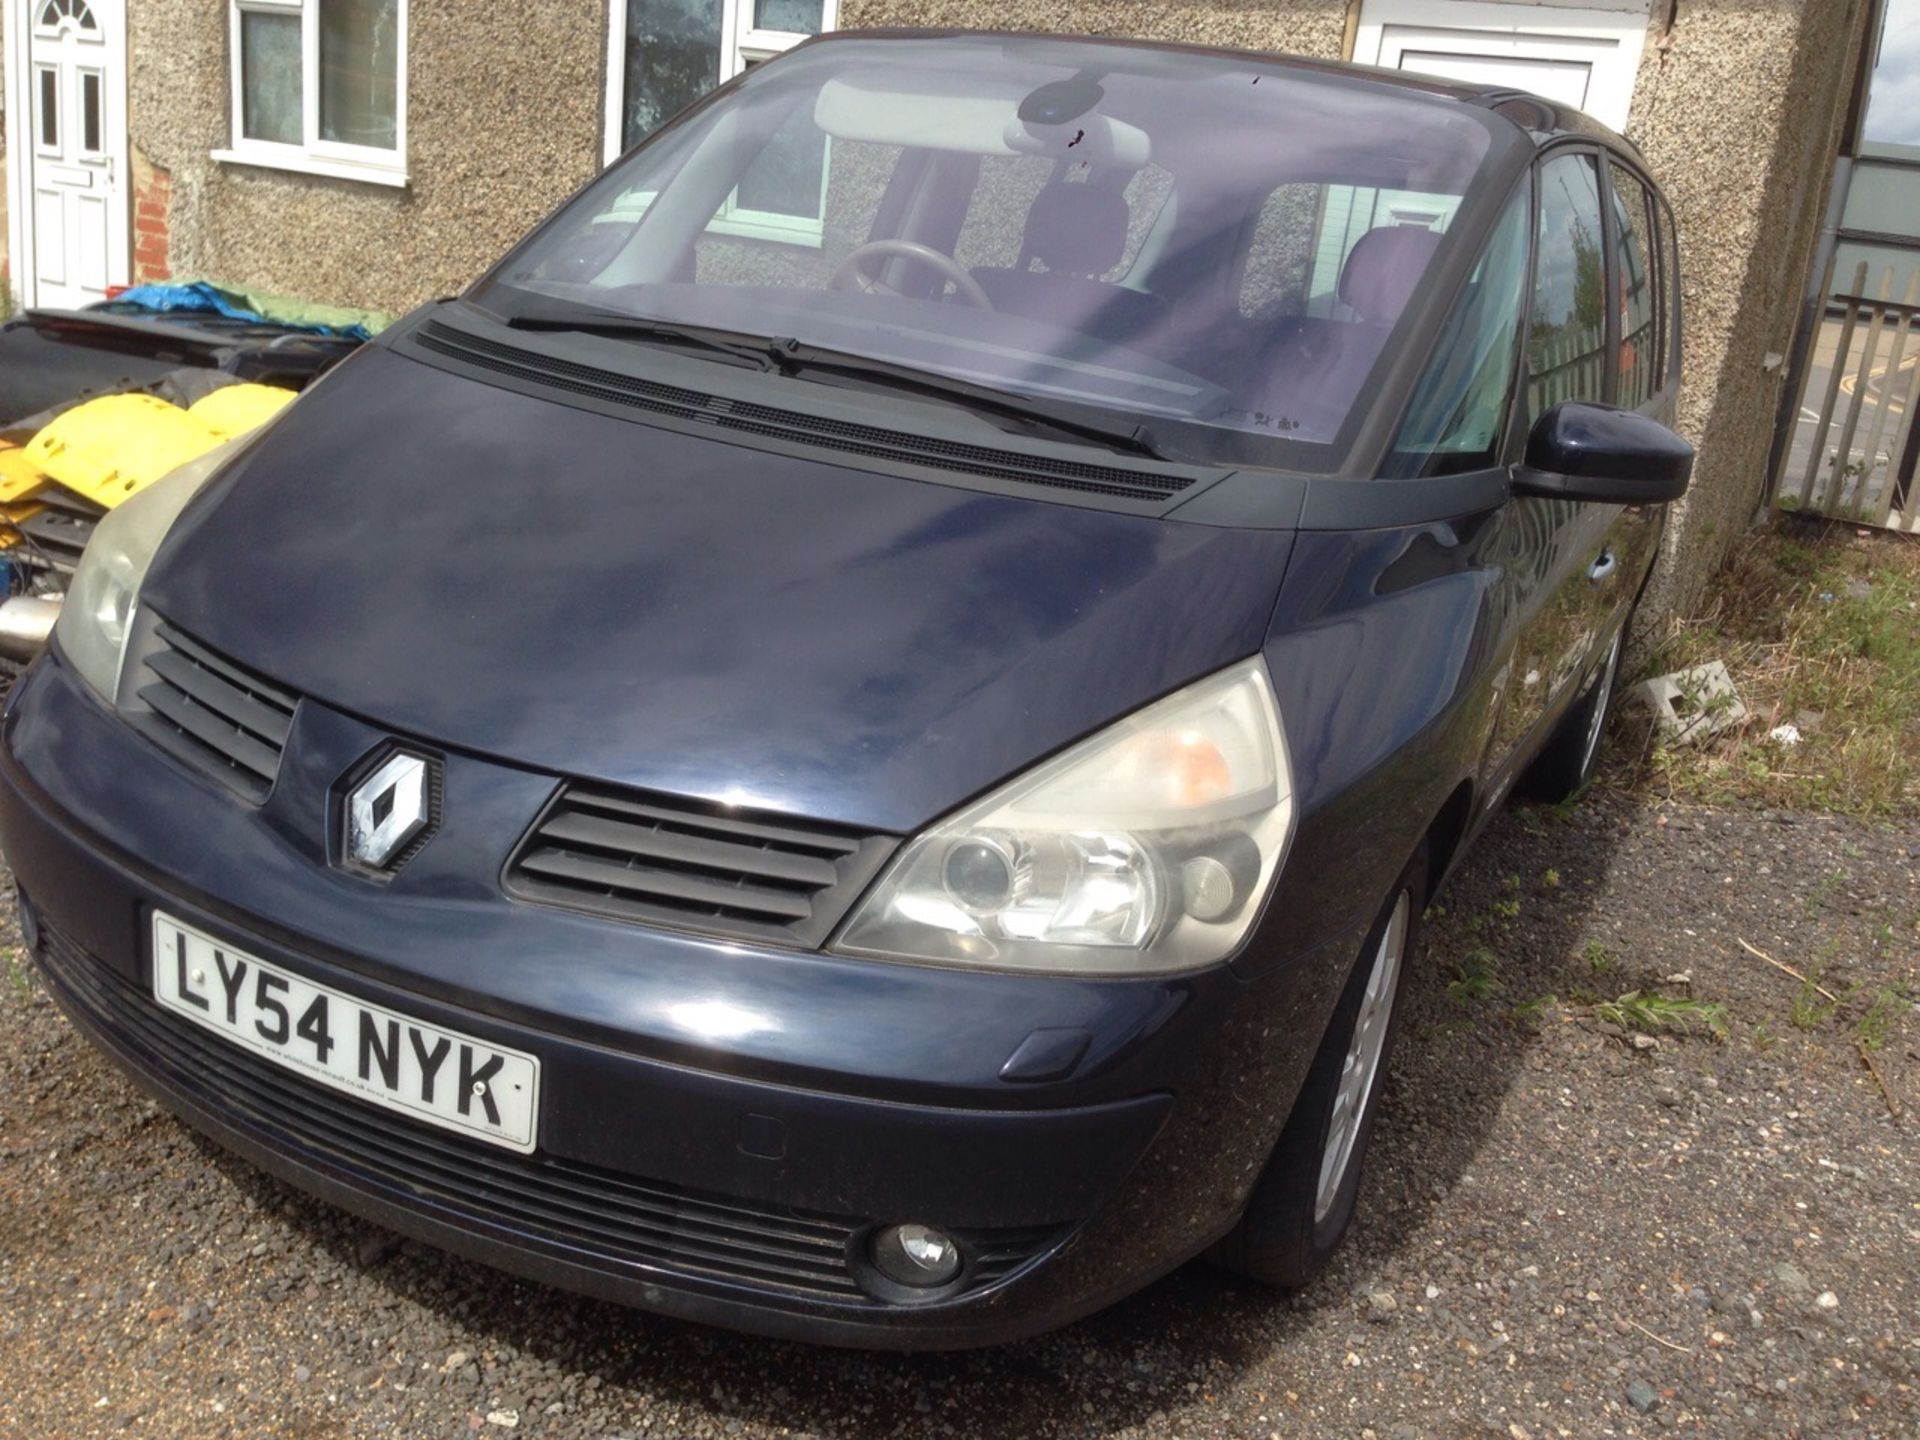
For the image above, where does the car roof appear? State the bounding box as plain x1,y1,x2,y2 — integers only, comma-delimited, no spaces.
811,29,1645,163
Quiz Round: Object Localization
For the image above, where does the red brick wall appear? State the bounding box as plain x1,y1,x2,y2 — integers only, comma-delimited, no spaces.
132,156,172,285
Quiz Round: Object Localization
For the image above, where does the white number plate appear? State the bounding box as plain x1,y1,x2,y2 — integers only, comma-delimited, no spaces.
151,913,540,1153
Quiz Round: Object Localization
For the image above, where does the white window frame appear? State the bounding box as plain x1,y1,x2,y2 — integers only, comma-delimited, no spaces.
1351,0,1648,133
601,0,834,245
213,0,408,188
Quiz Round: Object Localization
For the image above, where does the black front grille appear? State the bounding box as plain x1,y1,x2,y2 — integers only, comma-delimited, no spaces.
125,619,297,802
32,923,1058,1306
411,318,1199,505
506,784,896,948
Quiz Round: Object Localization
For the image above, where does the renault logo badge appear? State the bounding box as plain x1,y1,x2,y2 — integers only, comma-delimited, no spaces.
345,751,435,871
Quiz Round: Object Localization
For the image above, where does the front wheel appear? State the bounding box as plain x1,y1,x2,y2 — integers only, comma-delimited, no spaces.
1518,623,1625,802
1211,846,1427,1288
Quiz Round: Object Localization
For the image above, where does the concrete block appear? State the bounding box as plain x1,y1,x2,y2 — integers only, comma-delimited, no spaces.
1630,661,1748,744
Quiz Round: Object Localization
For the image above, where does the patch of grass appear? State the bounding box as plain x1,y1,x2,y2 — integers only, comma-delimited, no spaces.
1854,986,1913,1053
1596,989,1729,1041
1586,938,1617,976
1789,973,1843,1032
1511,992,1559,1027
1491,897,1521,922
1751,1022,1778,1052
4,947,30,1000
1541,867,1562,890
1619,521,1920,815
1448,947,1503,1003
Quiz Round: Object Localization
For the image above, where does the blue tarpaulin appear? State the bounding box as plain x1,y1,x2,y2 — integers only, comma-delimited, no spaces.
105,281,376,341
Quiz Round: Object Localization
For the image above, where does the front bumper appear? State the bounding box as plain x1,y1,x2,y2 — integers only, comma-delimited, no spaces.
0,650,1355,1346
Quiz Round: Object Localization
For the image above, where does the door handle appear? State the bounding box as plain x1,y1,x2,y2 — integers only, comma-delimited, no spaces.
1588,551,1618,583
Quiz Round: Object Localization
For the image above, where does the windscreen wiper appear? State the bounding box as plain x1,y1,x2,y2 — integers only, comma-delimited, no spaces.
762,337,1168,461
499,301,772,369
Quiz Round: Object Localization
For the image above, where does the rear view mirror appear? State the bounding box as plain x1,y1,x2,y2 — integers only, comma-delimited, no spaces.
1510,401,1693,505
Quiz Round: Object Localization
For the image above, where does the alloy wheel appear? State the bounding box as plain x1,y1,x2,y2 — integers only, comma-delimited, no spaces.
1314,889,1411,1223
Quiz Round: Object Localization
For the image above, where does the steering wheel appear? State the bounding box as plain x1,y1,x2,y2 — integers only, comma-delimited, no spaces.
829,239,994,310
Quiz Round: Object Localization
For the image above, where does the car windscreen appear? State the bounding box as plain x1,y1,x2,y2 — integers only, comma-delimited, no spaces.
476,35,1501,468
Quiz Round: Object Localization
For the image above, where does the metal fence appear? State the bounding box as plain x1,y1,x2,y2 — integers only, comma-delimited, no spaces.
1527,323,1607,416
1779,259,1920,529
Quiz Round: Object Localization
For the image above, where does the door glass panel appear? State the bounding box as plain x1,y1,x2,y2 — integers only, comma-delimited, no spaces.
1527,152,1607,412
1387,183,1530,476
1606,162,1657,408
81,71,102,155
241,10,303,145
320,0,401,149
37,67,58,150
1660,198,1680,389
621,0,723,150
755,0,823,31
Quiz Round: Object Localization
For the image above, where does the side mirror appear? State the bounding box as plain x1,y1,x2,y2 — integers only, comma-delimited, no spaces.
1510,401,1693,504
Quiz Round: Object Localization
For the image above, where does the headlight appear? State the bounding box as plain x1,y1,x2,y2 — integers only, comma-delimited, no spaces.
833,657,1294,974
54,442,241,703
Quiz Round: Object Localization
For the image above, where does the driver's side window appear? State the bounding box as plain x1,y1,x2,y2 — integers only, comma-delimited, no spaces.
1384,183,1530,477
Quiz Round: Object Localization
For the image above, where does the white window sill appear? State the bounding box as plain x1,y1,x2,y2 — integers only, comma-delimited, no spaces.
212,146,408,189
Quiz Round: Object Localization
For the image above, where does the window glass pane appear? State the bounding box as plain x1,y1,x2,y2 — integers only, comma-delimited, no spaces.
497,38,1499,462
1863,0,1920,159
1840,159,1920,242
694,136,900,285
622,0,723,150
36,67,57,149
320,0,400,149
732,102,828,219
755,0,822,32
1241,185,1461,321
1660,198,1680,388
1388,184,1529,476
241,10,302,145
1528,153,1607,412
1607,162,1657,408
81,70,101,154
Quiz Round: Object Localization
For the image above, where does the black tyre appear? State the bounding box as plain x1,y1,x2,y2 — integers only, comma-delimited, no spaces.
1211,845,1428,1288
1517,624,1625,803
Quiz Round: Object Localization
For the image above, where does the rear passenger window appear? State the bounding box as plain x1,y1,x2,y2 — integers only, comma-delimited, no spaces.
1527,153,1608,414
1607,162,1659,408
1386,184,1529,477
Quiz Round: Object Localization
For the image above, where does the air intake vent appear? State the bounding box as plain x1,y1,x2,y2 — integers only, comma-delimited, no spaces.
410,318,1197,505
505,785,896,948
126,619,297,802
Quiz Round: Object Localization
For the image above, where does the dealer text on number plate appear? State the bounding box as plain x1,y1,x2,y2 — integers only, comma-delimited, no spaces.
151,913,540,1152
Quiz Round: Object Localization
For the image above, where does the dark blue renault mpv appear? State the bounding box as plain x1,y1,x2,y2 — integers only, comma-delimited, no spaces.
0,32,1690,1347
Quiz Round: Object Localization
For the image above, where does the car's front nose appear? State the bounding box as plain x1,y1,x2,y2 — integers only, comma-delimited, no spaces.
0,644,1351,1347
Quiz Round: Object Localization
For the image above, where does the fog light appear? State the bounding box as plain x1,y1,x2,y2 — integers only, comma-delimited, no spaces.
1180,855,1236,922
870,1223,962,1287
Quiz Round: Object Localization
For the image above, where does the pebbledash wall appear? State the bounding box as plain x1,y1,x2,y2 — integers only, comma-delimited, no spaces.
33,1,1884,619
125,0,605,306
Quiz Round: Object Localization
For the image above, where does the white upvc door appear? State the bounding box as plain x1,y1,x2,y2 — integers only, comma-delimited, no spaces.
4,0,129,309
1353,0,1651,132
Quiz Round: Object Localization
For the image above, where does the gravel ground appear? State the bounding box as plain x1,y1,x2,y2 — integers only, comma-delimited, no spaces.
2,789,1915,1439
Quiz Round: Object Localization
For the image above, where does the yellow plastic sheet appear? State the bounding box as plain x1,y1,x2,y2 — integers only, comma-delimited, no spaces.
0,441,48,504
188,383,296,440
23,394,223,509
